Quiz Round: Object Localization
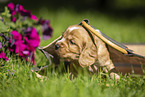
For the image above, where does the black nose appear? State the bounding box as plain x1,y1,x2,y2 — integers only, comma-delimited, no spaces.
55,44,60,50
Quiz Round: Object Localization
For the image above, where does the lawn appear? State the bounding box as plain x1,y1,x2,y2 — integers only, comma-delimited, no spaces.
0,7,145,97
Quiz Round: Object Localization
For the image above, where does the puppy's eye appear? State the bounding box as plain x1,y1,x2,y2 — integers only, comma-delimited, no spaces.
70,40,75,45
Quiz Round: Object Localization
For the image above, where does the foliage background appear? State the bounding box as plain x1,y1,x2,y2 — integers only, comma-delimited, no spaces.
1,0,145,44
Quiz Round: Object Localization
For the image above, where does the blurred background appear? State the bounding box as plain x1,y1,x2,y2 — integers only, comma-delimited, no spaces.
0,0,145,44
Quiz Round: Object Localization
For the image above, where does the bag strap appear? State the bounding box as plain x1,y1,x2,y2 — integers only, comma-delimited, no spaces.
80,20,131,54
80,20,145,58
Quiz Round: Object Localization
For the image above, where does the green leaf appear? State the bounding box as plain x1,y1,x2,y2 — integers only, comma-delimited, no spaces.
7,22,16,28
1,7,11,18
0,20,8,32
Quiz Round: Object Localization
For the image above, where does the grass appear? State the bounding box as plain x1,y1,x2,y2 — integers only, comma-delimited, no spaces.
36,8,145,44
1,8,145,97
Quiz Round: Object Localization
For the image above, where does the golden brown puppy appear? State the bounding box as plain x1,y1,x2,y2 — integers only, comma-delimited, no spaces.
55,25,120,80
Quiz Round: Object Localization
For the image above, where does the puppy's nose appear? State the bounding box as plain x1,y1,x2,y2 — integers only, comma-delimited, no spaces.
55,44,60,50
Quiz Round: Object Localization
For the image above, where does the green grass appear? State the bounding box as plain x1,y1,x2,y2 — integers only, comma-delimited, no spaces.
1,8,145,97
36,8,145,45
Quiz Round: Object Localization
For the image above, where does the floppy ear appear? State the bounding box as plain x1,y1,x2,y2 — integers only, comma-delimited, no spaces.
79,41,98,67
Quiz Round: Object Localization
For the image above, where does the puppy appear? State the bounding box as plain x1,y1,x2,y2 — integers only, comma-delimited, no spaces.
55,25,120,80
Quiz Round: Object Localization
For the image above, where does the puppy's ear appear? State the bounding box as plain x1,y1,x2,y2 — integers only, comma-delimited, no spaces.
79,42,98,67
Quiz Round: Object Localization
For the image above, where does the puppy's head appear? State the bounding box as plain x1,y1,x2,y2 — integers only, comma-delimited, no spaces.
55,25,98,67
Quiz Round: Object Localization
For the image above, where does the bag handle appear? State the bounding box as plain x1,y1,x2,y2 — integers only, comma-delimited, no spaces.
81,20,129,54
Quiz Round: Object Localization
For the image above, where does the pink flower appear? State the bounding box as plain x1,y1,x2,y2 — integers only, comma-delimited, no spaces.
7,2,38,22
30,15,38,21
0,51,9,61
9,30,32,62
7,2,17,22
0,42,9,61
10,30,22,41
38,18,53,40
9,31,26,56
0,42,2,49
7,2,15,11
24,27,40,49
24,27,40,65
9,29,40,65
11,17,16,22
16,4,38,21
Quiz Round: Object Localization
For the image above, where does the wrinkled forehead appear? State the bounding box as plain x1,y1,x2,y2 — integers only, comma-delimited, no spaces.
63,25,87,38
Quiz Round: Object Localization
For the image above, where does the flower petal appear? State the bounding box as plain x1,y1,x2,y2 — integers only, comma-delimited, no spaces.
24,27,40,48
0,51,9,61
30,15,38,21
42,25,53,40
22,50,30,55
0,42,2,49
43,34,51,40
7,2,15,10
16,4,24,12
11,30,22,41
11,16,16,22
38,19,53,40
11,10,16,16
15,41,26,54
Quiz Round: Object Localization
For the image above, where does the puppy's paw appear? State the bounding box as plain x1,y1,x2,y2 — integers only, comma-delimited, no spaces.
110,72,120,80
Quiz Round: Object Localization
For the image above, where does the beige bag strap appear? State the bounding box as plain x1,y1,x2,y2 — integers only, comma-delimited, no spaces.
81,20,129,54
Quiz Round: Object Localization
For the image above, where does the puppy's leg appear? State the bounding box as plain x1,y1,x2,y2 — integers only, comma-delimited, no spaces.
109,68,120,80
105,62,120,80
64,61,70,72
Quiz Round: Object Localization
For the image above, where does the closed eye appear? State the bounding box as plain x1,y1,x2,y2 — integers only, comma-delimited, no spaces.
70,40,76,45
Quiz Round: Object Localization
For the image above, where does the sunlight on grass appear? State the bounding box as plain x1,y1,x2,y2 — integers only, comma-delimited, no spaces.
1,8,145,97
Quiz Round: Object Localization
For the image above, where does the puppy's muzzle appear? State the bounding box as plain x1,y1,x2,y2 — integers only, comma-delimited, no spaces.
55,44,60,50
